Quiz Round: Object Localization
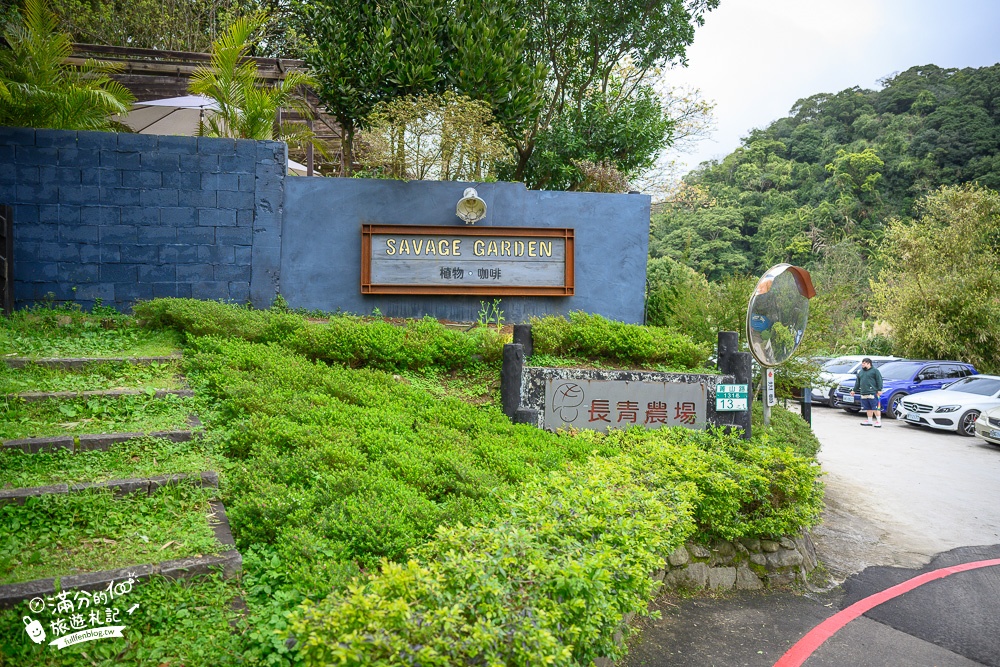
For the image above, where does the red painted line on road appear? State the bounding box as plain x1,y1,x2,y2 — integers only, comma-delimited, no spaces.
773,557,1000,667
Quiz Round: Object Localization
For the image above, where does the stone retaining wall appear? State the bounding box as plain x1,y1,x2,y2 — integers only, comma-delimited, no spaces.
659,532,818,591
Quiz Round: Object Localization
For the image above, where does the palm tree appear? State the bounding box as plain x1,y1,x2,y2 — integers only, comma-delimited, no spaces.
189,13,320,151
0,0,133,130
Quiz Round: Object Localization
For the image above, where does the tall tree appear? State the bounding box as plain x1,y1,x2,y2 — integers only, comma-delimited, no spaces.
300,0,544,176
508,0,720,186
301,0,715,184
872,184,1000,372
0,0,134,131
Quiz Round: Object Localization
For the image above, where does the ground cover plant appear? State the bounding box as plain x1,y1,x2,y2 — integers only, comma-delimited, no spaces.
0,481,222,585
0,574,247,666
0,360,184,395
0,392,202,440
292,451,698,666
0,301,824,666
0,436,221,488
0,304,181,359
290,423,823,666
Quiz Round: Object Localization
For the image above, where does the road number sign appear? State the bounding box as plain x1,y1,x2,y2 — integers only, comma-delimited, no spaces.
716,384,748,411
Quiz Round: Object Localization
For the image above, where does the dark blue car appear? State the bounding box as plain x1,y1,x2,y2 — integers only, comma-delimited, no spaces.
832,360,978,419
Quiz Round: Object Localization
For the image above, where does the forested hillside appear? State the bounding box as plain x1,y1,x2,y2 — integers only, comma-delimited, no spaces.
651,63,1000,278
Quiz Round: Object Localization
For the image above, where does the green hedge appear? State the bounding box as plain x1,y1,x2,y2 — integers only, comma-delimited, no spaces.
134,299,503,369
291,452,697,667
288,422,823,666
135,300,710,372
531,311,709,369
134,298,305,343
183,337,618,576
284,316,478,369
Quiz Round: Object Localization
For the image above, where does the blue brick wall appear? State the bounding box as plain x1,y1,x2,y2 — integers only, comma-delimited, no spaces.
280,179,650,323
1,127,285,311
2,127,649,322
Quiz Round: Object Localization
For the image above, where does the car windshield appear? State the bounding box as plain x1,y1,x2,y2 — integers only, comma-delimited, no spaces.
822,359,858,373
944,376,1000,396
877,362,924,380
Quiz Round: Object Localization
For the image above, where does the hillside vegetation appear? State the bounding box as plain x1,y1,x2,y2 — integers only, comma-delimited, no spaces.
652,63,1000,277
647,63,1000,371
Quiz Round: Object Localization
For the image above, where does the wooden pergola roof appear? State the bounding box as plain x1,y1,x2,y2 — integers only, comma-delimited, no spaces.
72,43,345,175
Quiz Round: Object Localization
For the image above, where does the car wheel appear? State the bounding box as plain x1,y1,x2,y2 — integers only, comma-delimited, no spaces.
886,392,907,420
958,410,980,437
827,388,836,406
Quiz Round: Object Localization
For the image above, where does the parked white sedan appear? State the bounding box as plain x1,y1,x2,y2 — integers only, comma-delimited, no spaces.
899,375,1000,436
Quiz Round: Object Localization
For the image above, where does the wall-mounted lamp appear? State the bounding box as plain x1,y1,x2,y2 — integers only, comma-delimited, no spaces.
456,187,487,224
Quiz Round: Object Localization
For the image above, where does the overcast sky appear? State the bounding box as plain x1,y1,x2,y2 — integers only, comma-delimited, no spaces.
664,0,1000,178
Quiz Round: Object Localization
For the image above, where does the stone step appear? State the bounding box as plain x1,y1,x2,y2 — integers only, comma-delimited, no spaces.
0,471,220,505
9,388,194,403
1,427,198,454
0,499,240,609
3,354,182,370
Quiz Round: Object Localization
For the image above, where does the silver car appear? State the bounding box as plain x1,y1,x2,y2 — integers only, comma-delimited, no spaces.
974,404,1000,446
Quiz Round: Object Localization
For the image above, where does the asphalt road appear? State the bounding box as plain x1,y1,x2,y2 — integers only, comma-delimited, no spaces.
625,404,1000,667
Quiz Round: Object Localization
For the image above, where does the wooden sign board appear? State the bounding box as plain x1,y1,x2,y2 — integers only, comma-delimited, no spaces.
361,225,574,296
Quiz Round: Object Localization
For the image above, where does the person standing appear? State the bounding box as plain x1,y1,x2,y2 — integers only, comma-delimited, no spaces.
851,357,884,427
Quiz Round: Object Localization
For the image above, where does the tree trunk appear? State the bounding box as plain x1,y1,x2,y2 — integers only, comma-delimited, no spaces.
512,143,534,182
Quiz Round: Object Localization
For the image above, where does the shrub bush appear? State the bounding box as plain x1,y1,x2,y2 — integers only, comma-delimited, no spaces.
531,311,709,369
137,299,491,371
645,256,715,344
573,425,823,542
134,298,305,343
291,452,697,667
752,403,822,459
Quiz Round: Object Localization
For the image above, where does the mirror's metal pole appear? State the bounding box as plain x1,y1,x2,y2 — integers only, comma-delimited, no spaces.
761,373,771,426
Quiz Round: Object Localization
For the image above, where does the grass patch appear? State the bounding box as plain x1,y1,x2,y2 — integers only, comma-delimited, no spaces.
399,361,502,407
0,481,223,585
0,436,221,489
0,360,184,395
0,574,247,666
0,393,201,440
0,305,181,359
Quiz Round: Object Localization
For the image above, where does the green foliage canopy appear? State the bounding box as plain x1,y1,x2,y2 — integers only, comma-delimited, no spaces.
665,64,1000,277
188,13,319,147
0,0,134,130
300,0,545,175
872,183,1000,373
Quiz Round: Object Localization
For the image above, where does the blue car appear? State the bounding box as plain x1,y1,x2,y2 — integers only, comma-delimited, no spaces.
832,360,979,419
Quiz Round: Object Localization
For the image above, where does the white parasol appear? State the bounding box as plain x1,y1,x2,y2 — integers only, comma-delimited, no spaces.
118,95,317,176
118,95,219,136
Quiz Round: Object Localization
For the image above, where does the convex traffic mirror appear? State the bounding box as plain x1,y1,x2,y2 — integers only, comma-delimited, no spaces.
746,264,816,367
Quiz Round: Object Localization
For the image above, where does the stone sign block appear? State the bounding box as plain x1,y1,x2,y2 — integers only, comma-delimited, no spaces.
543,377,706,433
